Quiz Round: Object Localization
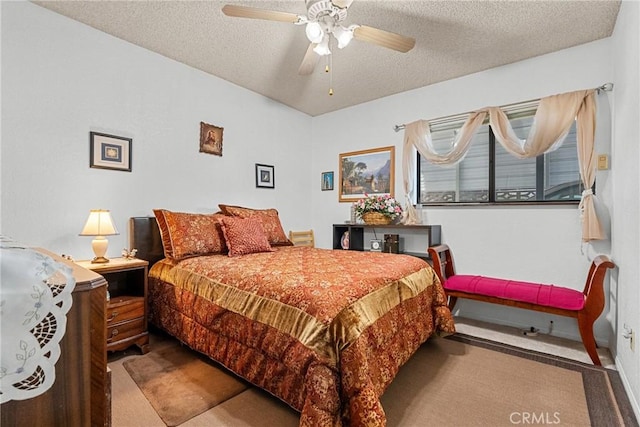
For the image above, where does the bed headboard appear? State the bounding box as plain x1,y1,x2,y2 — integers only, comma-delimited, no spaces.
129,217,165,267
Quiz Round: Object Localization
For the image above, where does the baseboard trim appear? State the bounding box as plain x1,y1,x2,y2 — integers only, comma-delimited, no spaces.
615,354,640,423
454,309,609,347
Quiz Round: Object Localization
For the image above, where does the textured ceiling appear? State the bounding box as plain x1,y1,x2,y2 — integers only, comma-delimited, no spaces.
33,1,620,117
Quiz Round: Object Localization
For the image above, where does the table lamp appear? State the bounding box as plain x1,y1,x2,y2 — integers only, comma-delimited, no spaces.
79,209,119,263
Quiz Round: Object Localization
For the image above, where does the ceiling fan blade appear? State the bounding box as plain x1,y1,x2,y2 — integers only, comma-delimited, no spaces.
332,0,354,9
298,43,320,75
222,4,300,23
353,25,416,53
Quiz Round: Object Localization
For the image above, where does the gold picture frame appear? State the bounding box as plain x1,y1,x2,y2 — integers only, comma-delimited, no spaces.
199,122,223,156
339,146,395,202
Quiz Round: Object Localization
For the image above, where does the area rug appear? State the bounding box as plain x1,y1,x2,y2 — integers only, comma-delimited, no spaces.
380,334,638,427
122,344,248,426
120,333,638,426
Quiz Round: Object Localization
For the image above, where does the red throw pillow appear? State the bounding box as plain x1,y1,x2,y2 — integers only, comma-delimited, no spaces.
219,216,274,256
218,204,292,246
153,209,227,260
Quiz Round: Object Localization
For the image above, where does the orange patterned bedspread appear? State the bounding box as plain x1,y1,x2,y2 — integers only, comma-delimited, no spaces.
148,246,454,426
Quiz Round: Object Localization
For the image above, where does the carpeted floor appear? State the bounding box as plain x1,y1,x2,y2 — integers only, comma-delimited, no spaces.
391,334,635,426
109,329,638,427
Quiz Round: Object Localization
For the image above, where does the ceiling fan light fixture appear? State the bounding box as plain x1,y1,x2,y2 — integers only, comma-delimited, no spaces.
221,2,416,78
334,24,356,49
305,22,324,43
313,36,331,56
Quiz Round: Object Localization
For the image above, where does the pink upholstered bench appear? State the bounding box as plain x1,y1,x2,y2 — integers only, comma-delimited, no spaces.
445,275,588,311
428,244,615,366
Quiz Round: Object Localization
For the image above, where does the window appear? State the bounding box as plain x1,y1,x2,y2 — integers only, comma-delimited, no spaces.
418,108,585,204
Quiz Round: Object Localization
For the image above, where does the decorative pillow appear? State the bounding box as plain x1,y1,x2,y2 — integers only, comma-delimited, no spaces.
218,204,292,246
219,216,273,256
153,209,227,260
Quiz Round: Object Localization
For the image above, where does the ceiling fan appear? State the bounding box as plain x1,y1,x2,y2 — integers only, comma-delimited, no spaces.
222,0,416,77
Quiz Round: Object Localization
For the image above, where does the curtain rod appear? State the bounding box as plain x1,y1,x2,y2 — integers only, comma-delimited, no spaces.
392,82,614,133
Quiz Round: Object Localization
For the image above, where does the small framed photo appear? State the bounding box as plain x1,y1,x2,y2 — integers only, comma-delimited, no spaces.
255,163,275,189
89,132,132,172
199,121,223,156
321,171,334,191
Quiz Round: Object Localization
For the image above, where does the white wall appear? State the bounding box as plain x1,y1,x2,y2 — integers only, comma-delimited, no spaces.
1,2,312,260
311,38,616,345
611,0,640,418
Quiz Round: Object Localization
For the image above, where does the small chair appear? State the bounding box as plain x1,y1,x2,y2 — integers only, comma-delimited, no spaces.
289,230,315,247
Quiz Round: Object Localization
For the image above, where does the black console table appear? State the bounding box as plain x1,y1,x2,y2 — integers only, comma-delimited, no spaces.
332,223,441,260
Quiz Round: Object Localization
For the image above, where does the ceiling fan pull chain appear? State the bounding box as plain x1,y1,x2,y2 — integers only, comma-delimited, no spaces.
329,53,333,96
327,37,333,96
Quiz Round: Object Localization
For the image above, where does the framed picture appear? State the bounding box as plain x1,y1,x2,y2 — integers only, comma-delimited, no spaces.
255,163,275,189
321,171,334,191
89,132,132,172
199,121,224,156
339,146,395,202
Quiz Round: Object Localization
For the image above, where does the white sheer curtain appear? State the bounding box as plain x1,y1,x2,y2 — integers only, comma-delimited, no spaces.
489,90,590,158
575,91,604,241
401,89,605,242
401,112,487,223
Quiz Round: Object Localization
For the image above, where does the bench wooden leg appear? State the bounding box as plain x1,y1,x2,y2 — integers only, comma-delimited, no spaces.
447,296,458,311
577,313,602,366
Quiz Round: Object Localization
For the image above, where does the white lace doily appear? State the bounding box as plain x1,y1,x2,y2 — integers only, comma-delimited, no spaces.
0,237,76,403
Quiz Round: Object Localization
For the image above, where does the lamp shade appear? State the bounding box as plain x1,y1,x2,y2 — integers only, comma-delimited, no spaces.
79,210,119,236
313,36,331,56
305,22,324,43
334,25,355,49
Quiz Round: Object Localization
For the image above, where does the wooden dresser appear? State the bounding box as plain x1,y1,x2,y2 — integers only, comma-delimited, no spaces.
1,252,110,426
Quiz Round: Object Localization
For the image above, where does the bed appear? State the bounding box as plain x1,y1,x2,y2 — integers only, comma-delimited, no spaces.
130,208,455,427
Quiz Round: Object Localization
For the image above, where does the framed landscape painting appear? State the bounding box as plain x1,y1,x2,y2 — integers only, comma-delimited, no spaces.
339,146,395,202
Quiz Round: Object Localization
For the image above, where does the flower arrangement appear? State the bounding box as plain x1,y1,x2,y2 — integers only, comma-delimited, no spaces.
353,194,403,221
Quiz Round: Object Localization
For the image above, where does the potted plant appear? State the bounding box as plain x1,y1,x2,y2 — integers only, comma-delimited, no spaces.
353,194,403,225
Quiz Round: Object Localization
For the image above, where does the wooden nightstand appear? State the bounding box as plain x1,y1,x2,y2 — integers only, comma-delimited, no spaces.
76,257,150,354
